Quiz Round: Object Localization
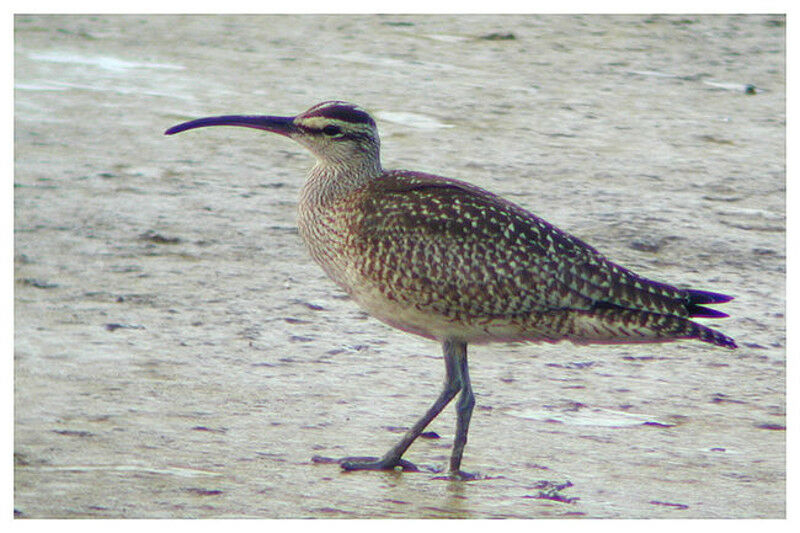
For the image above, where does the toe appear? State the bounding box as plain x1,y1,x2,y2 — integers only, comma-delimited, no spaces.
338,456,419,472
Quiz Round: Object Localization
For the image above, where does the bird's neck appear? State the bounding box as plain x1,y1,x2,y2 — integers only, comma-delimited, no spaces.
300,159,383,208
297,159,383,288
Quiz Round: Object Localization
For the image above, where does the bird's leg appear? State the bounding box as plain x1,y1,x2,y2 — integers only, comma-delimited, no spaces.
448,341,476,479
339,339,463,472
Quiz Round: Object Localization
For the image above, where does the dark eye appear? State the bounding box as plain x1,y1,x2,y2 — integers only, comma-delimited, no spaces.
321,125,342,137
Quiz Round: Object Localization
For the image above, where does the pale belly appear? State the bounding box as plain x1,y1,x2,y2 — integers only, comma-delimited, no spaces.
346,282,687,347
347,283,554,345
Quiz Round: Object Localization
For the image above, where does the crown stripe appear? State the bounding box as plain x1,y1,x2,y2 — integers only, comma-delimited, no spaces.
302,101,375,128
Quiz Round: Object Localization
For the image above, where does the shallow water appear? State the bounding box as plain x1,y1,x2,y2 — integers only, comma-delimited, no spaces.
14,14,785,518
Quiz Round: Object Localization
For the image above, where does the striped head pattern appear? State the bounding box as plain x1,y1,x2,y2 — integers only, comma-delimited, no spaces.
165,100,382,169
292,101,381,167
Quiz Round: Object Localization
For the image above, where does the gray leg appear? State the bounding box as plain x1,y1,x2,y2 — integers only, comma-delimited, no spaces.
340,339,470,473
448,340,474,476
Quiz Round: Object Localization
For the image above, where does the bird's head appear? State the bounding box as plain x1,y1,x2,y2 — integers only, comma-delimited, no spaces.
165,101,381,171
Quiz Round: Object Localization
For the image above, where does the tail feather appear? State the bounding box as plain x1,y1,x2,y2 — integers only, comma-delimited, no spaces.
685,289,734,319
684,319,738,349
564,309,737,350
639,311,738,349
644,312,738,349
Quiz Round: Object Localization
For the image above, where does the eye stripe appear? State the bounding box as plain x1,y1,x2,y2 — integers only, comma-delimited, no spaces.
297,123,346,138
296,116,375,139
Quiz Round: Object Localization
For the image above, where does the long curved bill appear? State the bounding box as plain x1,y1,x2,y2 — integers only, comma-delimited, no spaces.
164,115,296,136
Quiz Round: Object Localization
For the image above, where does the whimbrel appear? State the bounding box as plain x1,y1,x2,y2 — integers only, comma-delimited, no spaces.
165,101,736,478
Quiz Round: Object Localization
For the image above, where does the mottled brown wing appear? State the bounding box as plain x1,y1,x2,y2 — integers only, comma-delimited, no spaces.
352,171,694,320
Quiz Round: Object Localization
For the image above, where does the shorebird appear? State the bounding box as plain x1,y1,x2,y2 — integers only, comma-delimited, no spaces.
165,101,736,479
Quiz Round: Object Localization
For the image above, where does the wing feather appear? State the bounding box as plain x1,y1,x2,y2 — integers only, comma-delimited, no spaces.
348,172,731,320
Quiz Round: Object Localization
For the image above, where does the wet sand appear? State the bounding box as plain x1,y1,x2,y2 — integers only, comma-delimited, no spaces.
14,14,785,518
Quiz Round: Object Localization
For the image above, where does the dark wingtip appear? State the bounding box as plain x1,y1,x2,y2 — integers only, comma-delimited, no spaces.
687,289,735,305
688,306,730,319
685,289,734,319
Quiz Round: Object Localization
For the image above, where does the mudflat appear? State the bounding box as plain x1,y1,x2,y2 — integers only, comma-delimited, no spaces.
15,14,785,518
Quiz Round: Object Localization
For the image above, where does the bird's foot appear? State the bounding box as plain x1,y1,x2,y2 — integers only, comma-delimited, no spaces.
432,469,480,481
338,455,419,472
